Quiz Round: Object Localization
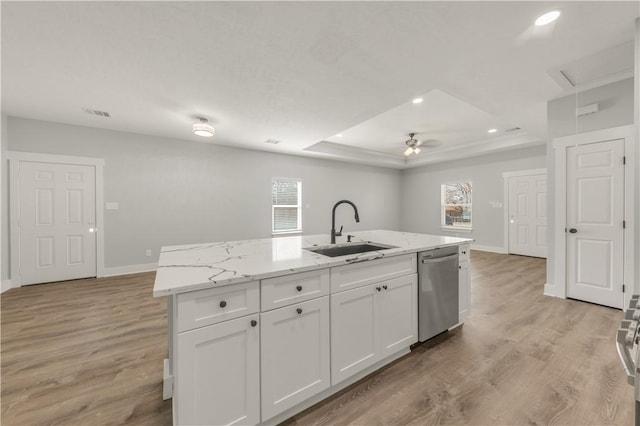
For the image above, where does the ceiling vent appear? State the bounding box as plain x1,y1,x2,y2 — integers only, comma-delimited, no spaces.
265,139,280,144
547,41,633,90
505,127,521,133
84,108,111,117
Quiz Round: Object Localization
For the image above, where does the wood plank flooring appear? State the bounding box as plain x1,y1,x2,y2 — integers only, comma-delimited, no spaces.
1,251,633,425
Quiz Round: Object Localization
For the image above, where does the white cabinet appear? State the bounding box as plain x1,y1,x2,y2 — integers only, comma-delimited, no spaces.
331,284,378,385
378,274,418,359
331,274,418,385
458,244,471,322
176,314,260,426
260,297,330,421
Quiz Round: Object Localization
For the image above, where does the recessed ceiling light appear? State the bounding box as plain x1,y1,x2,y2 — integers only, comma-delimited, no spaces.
488,128,498,133
336,134,343,138
412,98,423,104
193,117,215,137
535,10,560,26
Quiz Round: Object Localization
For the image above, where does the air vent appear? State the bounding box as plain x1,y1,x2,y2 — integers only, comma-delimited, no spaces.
265,139,280,145
505,127,521,133
83,108,111,118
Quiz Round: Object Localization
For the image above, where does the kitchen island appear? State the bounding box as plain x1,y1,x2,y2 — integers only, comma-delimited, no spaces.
154,230,472,426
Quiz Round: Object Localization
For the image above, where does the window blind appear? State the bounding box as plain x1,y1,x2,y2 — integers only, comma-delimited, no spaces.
272,179,301,233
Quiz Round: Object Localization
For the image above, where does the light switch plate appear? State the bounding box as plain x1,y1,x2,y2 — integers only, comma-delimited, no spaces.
106,202,119,210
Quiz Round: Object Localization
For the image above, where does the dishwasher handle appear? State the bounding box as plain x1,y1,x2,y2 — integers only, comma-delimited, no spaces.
420,253,458,264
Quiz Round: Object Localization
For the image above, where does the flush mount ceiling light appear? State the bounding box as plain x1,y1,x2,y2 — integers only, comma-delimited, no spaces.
412,98,424,104
335,134,343,138
193,117,215,137
535,10,560,26
404,133,422,156
488,128,498,133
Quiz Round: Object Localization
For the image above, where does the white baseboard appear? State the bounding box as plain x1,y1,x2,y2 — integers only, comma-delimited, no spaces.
544,282,563,298
1,279,11,293
470,244,507,254
102,262,157,277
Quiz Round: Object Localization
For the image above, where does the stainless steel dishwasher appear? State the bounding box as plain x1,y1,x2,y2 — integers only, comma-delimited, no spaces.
418,246,459,342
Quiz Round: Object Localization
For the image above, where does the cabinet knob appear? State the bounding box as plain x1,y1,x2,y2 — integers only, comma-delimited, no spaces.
296,285,302,292
462,251,466,254
376,286,381,292
296,308,303,315
251,320,257,327
219,300,227,308
383,285,388,290
459,266,462,269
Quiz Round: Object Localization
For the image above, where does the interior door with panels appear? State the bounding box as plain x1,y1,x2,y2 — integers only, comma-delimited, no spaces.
566,139,625,309
18,161,97,285
508,173,547,258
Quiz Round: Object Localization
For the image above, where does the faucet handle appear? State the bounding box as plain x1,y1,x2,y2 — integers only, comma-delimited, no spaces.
347,235,354,243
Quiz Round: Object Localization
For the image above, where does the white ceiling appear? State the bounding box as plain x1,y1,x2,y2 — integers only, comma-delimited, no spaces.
2,2,638,169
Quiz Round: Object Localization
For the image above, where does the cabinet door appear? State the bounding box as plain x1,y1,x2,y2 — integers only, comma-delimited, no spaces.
177,314,260,426
261,296,330,421
378,274,418,359
459,261,470,322
331,284,378,385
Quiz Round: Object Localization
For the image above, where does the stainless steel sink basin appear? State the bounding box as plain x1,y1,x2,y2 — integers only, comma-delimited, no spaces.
305,242,397,258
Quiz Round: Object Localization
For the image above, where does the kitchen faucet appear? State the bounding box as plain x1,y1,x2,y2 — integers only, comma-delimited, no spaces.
331,200,360,244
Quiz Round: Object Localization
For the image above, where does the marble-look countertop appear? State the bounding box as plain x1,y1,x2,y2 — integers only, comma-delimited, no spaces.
153,230,472,296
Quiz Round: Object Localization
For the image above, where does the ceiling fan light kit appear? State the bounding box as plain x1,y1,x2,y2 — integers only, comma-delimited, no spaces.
404,132,422,157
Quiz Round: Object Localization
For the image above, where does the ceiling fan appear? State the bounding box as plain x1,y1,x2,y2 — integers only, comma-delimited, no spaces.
404,133,422,156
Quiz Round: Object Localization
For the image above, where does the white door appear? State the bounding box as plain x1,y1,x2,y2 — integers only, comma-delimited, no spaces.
377,274,417,358
177,314,260,426
330,284,378,385
566,139,625,309
18,161,96,285
508,174,547,258
260,297,330,421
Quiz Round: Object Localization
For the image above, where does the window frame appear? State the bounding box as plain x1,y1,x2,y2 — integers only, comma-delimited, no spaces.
440,181,473,232
271,178,302,235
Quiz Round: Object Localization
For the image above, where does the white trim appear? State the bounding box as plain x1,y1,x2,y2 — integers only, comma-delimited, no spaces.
102,262,157,277
543,283,562,298
8,151,105,286
1,279,11,293
502,168,547,178
470,244,507,254
440,226,473,233
552,125,635,307
502,168,548,256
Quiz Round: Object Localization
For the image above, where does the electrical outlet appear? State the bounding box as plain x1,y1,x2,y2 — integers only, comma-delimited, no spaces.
145,249,152,257
106,202,119,210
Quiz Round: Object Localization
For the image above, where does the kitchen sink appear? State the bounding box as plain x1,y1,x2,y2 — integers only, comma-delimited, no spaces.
305,242,397,258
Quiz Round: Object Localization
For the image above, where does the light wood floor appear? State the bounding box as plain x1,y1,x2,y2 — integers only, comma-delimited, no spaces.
1,251,633,425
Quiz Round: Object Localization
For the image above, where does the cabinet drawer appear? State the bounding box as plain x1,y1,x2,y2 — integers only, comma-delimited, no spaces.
331,254,417,293
261,269,329,311
177,281,259,332
458,244,470,262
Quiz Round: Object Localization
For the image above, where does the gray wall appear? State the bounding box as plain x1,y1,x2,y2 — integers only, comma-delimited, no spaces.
548,78,634,139
400,145,547,250
546,77,636,291
6,117,402,271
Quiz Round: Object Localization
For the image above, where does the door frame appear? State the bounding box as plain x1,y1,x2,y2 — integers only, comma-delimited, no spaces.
502,168,547,256
552,125,635,309
8,151,105,287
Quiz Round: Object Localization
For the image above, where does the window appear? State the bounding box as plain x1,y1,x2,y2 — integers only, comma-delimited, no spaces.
441,182,472,230
272,178,302,234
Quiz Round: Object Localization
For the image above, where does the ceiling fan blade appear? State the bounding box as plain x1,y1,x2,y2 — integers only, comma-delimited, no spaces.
404,147,413,156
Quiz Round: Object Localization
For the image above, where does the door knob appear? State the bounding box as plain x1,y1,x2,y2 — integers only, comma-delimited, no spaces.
569,228,578,234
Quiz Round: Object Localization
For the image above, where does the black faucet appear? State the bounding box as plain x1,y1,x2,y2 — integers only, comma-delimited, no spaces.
331,200,360,244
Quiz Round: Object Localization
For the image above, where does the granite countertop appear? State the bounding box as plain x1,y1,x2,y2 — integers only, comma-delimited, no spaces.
153,230,472,296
